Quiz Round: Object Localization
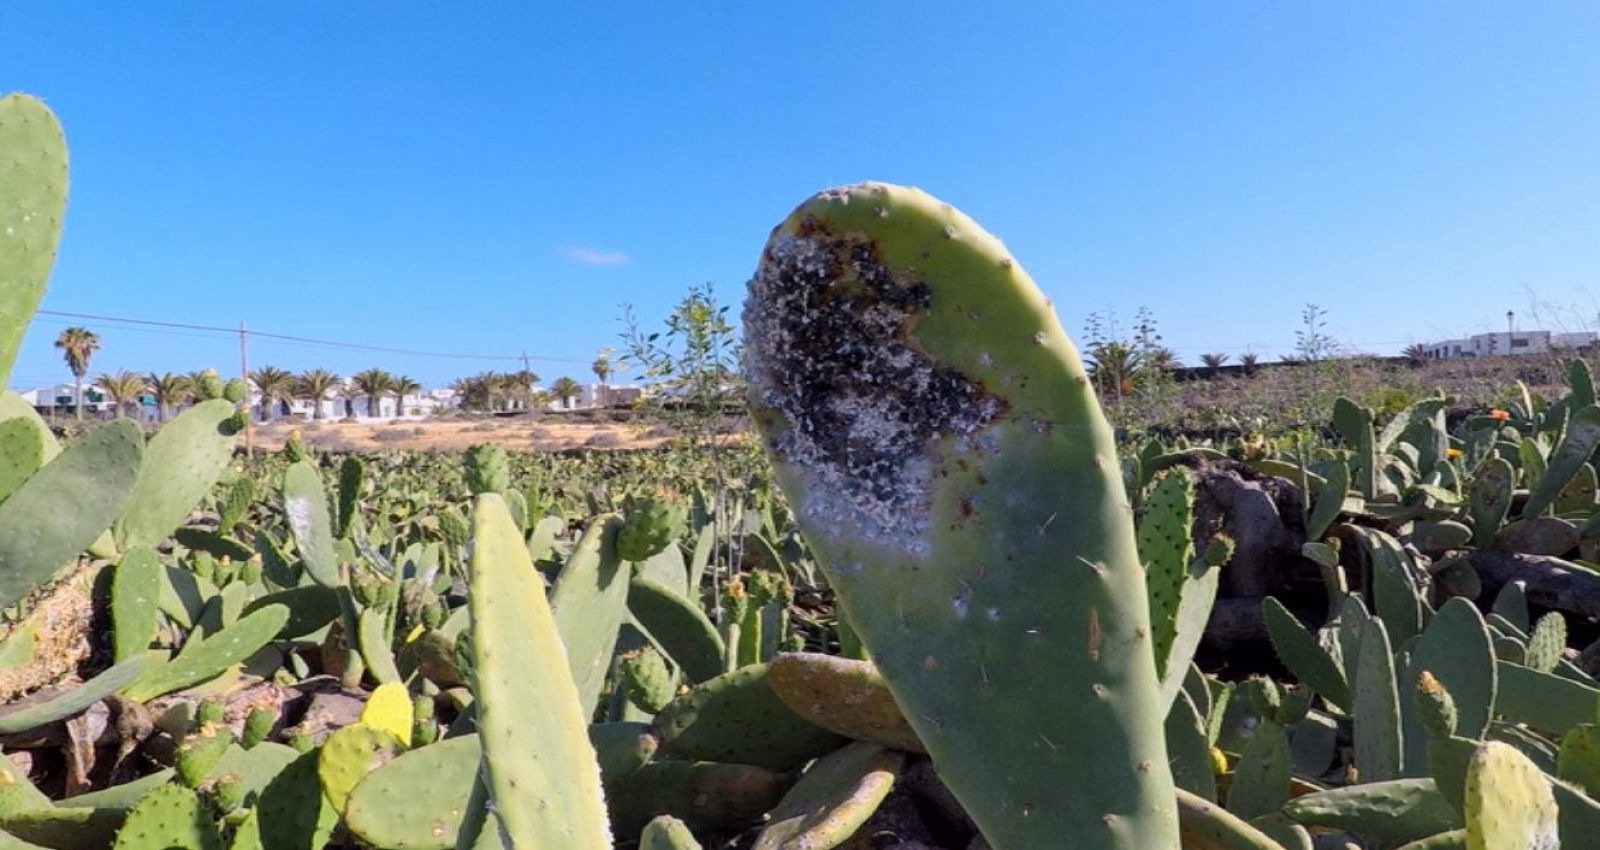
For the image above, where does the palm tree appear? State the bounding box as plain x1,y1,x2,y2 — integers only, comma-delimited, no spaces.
54,326,101,420
449,374,488,412
391,375,421,418
508,369,539,411
294,369,341,421
97,370,147,419
549,376,583,410
249,366,295,421
1403,343,1430,368
146,372,195,421
1085,342,1141,404
1199,352,1230,377
351,368,395,418
1239,352,1260,376
1146,346,1182,371
592,348,612,408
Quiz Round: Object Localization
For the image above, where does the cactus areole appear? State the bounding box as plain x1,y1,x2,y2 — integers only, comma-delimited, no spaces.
744,182,1179,849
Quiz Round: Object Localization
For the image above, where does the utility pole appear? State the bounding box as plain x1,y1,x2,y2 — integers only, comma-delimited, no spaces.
239,321,253,459
521,351,533,411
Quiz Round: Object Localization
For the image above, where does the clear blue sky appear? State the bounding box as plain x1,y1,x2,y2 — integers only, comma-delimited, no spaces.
7,3,1600,390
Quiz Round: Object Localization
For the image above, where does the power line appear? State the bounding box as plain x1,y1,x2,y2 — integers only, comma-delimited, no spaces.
35,309,591,365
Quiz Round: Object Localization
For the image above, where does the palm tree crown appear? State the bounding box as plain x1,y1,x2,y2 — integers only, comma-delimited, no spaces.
145,372,195,421
294,369,341,420
351,368,395,418
249,366,295,421
97,370,147,419
391,375,422,417
54,326,101,420
549,376,583,409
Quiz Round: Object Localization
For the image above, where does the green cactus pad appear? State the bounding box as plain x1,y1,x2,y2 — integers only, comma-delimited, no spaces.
463,444,509,496
1282,778,1462,846
618,491,688,562
317,722,402,815
1400,598,1497,772
1526,612,1568,673
752,742,902,850
122,604,288,702
1525,405,1600,519
0,420,142,609
1226,715,1290,821
1557,724,1600,798
1174,788,1290,850
111,399,239,551
240,586,341,640
766,652,924,753
640,815,702,850
605,761,793,839
1495,660,1598,738
253,749,337,850
344,733,479,850
653,663,847,771
745,182,1178,850
0,94,68,387
620,645,676,714
108,784,220,850
0,655,145,735
0,799,124,850
628,575,726,684
1469,458,1515,549
590,722,661,780
1262,597,1349,712
549,514,629,714
111,546,162,663
281,461,340,588
469,492,612,847
1354,614,1404,781
0,418,45,506
1463,741,1558,850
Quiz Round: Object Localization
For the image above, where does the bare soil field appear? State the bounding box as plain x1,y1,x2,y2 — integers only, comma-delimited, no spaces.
246,416,680,453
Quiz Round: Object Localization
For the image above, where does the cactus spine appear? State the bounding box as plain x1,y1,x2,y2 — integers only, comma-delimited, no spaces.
744,182,1178,849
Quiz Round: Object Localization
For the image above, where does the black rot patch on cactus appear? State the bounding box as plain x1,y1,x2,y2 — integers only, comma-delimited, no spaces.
744,218,1005,552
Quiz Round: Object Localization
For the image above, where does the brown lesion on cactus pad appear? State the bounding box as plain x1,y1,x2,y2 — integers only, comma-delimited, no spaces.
743,216,1006,554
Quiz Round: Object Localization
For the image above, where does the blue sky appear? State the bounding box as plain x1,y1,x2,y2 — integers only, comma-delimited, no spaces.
6,3,1600,389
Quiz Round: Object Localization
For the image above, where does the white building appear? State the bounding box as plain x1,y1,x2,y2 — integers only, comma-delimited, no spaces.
1421,330,1597,360
17,383,117,418
253,381,450,422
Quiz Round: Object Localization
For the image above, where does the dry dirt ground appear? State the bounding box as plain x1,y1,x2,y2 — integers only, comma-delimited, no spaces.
245,416,677,453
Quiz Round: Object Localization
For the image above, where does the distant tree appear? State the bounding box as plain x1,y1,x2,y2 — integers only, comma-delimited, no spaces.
97,370,146,418
550,376,583,409
146,372,194,421
54,326,101,420
1200,352,1230,376
1239,351,1260,376
249,366,295,421
392,375,422,417
504,370,539,411
1146,347,1182,370
592,347,613,407
1403,343,1430,368
1084,341,1142,403
351,369,395,418
294,369,341,421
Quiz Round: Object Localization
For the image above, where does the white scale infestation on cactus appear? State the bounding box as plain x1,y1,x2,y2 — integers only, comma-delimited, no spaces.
744,230,1002,559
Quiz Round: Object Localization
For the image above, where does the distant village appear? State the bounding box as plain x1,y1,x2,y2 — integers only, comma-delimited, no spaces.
15,379,645,423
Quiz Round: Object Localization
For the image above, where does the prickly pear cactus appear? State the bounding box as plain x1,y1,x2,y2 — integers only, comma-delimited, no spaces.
1464,741,1558,850
0,93,68,387
618,489,688,561
744,182,1178,849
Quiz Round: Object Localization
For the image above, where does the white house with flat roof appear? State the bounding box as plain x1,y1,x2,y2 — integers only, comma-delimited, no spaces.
1421,330,1597,360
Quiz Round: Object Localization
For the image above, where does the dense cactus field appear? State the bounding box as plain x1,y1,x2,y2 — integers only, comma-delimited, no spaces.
8,92,1600,849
